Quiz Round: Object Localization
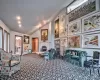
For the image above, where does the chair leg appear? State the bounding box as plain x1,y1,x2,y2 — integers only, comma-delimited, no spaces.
90,68,91,75
98,68,100,76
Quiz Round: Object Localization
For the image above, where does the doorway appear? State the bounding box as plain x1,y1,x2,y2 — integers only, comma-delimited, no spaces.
15,35,23,55
32,38,39,52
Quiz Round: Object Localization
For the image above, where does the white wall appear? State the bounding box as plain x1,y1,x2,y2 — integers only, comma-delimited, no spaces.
30,22,54,52
10,31,30,54
0,20,10,33
0,20,10,50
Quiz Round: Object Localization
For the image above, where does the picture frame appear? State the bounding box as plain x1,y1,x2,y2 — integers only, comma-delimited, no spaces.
55,39,60,54
41,29,48,41
68,35,81,48
68,0,99,22
59,11,67,37
60,38,67,47
55,19,59,38
68,19,81,35
55,39,60,49
82,11,100,33
24,35,29,44
82,33,100,48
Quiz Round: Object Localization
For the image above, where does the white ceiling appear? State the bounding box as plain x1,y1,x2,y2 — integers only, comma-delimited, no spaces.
0,0,72,33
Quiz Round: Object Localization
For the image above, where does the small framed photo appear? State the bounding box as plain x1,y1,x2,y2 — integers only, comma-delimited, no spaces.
24,35,29,44
41,29,48,41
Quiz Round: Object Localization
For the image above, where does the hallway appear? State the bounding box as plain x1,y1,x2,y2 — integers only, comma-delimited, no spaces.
1,54,99,80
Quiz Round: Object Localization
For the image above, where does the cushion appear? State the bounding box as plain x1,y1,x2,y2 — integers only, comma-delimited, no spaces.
10,60,20,67
2,60,20,67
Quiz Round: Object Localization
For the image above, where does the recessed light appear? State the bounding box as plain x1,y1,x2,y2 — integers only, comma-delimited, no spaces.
19,24,22,27
16,16,21,20
18,21,21,24
43,20,46,24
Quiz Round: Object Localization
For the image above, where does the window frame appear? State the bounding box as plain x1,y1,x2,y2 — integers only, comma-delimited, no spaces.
0,26,3,49
4,30,10,52
8,33,10,52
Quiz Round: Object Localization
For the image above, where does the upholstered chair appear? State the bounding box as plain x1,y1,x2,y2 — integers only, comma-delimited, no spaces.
0,49,21,76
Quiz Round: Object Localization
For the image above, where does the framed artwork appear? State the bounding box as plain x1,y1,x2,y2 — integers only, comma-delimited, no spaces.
55,39,60,54
60,38,67,47
24,35,29,44
55,39,60,48
68,35,81,48
68,20,81,35
82,33,100,48
41,29,48,41
68,0,98,22
59,11,67,37
55,19,59,38
82,12,100,32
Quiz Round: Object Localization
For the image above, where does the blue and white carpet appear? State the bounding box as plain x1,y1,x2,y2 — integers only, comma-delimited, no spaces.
0,53,100,80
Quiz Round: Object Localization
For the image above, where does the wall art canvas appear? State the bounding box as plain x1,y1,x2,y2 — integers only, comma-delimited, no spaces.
24,35,29,44
68,35,81,48
83,12,100,32
41,29,48,41
68,20,81,35
68,0,98,22
59,11,67,37
55,39,60,54
82,33,100,48
55,19,59,38
60,38,67,47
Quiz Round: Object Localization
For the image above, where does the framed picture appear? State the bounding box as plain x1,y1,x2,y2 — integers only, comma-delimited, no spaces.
55,39,60,54
55,19,59,38
68,20,81,35
82,33,100,48
24,35,29,44
59,11,67,37
68,35,81,48
60,38,67,47
68,0,99,22
41,29,48,41
82,12,100,32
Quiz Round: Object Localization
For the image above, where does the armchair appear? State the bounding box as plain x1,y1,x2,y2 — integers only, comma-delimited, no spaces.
84,51,100,75
0,49,21,76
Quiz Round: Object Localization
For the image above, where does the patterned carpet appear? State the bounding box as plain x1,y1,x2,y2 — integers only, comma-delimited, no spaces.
0,53,100,80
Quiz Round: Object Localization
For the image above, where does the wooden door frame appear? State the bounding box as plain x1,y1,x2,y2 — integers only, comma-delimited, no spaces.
32,37,39,52
15,35,23,55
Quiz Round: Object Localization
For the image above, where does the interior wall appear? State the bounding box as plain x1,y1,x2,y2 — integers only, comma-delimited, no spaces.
30,22,54,52
53,0,100,58
0,20,10,33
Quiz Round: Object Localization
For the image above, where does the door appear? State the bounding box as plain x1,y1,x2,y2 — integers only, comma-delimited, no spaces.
32,38,39,52
15,35,23,55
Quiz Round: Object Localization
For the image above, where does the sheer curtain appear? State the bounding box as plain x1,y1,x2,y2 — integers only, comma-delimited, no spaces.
8,34,10,52
4,31,7,51
0,27,3,49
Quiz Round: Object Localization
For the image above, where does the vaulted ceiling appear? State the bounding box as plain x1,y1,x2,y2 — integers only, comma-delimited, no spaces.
0,0,73,33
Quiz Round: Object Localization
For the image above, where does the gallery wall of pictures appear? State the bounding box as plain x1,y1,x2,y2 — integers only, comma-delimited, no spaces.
54,0,100,52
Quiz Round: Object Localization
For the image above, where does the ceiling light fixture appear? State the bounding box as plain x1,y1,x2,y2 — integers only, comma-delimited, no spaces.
18,21,21,24
16,16,21,20
43,20,46,24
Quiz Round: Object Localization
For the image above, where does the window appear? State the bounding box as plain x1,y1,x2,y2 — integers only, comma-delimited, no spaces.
67,0,88,13
4,30,8,51
4,30,10,52
0,27,3,49
8,33,10,52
